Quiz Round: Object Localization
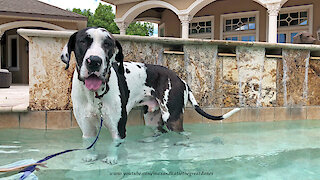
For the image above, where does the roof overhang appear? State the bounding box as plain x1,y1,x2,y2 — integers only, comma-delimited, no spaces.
0,11,87,22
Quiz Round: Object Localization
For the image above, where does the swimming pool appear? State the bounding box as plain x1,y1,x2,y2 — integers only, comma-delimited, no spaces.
1,120,320,179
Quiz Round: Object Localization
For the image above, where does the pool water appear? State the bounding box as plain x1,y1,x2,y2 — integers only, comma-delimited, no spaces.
1,120,320,179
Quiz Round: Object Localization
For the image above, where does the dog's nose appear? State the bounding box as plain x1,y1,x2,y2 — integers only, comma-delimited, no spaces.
86,56,102,72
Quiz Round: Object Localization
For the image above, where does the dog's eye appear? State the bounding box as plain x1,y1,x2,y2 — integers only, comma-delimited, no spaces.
103,40,112,47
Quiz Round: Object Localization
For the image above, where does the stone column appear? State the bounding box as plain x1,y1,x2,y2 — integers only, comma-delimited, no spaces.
266,3,281,43
115,21,128,35
179,14,192,39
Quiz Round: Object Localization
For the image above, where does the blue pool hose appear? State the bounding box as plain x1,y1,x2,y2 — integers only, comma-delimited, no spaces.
19,117,104,180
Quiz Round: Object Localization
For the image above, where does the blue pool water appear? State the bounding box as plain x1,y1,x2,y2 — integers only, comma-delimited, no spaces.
1,120,320,179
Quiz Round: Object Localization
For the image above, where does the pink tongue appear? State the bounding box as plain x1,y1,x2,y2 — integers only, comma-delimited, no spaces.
85,76,102,91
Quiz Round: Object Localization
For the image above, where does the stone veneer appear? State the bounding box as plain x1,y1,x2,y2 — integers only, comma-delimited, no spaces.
2,29,319,129
28,37,76,110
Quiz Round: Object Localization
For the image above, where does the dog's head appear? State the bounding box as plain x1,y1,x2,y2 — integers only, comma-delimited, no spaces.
293,31,316,44
61,27,123,91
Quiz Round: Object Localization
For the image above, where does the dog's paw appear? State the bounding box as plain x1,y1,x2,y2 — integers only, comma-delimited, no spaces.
82,154,98,162
102,155,118,165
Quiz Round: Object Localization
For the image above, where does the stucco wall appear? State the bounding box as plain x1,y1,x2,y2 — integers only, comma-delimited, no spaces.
116,2,141,18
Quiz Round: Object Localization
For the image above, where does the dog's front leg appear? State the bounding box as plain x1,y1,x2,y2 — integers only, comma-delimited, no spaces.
79,116,100,162
82,136,99,161
102,137,124,164
101,116,125,165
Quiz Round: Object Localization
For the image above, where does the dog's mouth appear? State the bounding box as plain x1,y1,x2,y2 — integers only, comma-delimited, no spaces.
84,74,103,91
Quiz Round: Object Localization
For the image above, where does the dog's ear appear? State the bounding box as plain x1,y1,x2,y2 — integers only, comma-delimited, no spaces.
115,39,124,74
61,32,77,70
300,33,304,38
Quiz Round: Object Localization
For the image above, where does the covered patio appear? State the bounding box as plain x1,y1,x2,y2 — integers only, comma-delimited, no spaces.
106,0,320,44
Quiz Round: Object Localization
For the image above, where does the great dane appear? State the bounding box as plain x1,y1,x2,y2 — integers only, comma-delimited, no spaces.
293,31,316,44
60,27,240,164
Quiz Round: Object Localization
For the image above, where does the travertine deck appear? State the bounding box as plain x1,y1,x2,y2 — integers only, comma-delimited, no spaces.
0,85,29,112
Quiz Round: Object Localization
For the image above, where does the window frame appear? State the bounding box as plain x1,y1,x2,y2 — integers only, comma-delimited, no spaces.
220,11,259,41
189,15,214,39
276,4,313,43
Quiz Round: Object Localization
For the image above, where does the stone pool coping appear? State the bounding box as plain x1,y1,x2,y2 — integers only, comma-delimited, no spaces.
18,29,320,51
1,106,320,129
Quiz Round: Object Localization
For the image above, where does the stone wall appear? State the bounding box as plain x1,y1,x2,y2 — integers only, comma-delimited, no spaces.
28,37,76,110
17,29,320,113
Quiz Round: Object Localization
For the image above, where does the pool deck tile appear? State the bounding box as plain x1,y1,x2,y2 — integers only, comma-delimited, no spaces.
184,108,203,124
20,111,46,129
71,111,79,128
0,106,319,130
47,110,72,129
222,108,240,123
239,108,260,122
259,107,275,122
291,107,307,120
307,106,320,120
0,113,19,128
274,107,291,121
202,108,223,123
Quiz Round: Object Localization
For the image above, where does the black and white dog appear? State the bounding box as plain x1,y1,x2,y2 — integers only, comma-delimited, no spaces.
61,27,240,164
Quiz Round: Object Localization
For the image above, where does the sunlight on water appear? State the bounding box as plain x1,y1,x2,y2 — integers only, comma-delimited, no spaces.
1,120,320,179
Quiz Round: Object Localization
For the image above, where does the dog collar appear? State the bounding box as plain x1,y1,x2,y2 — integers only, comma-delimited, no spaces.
95,71,111,99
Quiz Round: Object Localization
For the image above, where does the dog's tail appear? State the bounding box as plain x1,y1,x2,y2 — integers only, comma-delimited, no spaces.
187,86,240,120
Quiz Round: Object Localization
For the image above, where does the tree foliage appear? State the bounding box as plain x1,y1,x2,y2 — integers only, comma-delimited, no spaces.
71,3,153,36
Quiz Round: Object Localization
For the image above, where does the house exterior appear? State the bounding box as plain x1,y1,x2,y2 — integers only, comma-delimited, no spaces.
104,0,320,44
0,0,87,84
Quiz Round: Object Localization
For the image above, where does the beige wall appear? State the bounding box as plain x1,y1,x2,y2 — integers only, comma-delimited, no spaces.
159,0,319,41
116,2,140,18
160,9,181,38
18,35,28,84
136,9,162,20
115,0,319,42
194,0,267,41
162,0,195,10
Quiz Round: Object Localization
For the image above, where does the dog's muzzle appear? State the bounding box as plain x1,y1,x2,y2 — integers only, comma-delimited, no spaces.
84,56,103,92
